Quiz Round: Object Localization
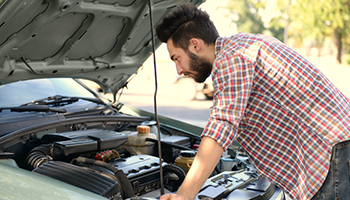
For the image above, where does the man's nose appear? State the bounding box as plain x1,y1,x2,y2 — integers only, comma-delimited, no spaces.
175,64,183,75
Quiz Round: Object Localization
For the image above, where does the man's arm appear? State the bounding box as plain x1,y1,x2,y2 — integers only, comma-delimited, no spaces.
160,136,224,200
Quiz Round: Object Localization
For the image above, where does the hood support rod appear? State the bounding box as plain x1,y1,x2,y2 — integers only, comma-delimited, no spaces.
148,0,165,195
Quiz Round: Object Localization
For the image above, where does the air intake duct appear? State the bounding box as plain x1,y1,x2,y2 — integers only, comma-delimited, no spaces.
25,144,53,170
33,161,121,199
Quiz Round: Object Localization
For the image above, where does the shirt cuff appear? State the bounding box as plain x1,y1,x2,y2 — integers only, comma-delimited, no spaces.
201,119,236,150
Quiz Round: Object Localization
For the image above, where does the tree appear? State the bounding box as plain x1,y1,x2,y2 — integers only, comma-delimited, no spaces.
226,0,350,63
288,0,350,63
226,0,266,35
267,0,289,43
225,0,285,42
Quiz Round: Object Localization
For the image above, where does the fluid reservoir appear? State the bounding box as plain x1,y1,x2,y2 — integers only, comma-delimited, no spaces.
175,150,196,174
121,125,157,155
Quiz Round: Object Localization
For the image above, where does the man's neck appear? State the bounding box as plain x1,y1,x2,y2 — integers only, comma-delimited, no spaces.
199,43,216,65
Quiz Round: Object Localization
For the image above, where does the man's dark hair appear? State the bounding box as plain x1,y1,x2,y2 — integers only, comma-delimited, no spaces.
156,3,219,51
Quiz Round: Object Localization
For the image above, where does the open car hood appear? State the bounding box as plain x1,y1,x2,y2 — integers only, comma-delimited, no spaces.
0,0,205,96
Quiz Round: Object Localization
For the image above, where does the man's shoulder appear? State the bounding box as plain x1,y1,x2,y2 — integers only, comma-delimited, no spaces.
215,33,260,58
215,34,244,56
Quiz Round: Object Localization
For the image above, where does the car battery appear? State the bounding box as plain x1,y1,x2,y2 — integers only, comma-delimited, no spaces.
153,135,191,163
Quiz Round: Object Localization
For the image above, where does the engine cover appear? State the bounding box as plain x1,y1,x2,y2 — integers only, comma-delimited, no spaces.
32,155,185,199
196,171,285,200
41,129,128,158
92,155,185,195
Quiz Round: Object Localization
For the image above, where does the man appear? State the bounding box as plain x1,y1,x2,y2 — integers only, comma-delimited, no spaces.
156,3,350,200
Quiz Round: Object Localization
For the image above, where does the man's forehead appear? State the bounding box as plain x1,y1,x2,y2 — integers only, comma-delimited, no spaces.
166,38,174,51
166,39,187,60
166,39,176,60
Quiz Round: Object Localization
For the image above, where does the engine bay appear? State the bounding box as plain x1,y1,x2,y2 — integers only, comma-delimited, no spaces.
0,105,285,200
26,128,186,199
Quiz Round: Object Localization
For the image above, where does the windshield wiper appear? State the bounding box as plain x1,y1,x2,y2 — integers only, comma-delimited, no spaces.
20,95,105,107
0,105,67,113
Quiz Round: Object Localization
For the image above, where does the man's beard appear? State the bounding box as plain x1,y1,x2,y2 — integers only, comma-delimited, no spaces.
188,51,212,83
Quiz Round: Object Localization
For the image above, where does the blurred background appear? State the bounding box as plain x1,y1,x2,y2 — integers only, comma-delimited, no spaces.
2,0,348,126
110,0,350,127
124,0,350,97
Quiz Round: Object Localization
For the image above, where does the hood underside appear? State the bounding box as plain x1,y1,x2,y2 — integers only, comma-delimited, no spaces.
0,0,205,96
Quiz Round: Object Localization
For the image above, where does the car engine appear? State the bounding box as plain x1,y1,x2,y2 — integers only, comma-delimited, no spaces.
16,126,284,200
24,128,185,199
0,108,285,200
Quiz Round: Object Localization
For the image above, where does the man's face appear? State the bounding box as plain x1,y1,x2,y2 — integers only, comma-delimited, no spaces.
187,50,212,83
167,38,212,83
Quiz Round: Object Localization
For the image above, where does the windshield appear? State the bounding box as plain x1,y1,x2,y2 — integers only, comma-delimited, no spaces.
0,78,96,107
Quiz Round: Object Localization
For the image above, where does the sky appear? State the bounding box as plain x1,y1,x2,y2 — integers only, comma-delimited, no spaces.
199,0,278,36
199,0,237,37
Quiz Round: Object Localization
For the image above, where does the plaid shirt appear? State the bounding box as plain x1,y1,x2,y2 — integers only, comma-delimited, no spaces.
202,33,350,199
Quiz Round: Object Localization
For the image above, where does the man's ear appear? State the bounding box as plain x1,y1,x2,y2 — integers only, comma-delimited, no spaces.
189,38,201,53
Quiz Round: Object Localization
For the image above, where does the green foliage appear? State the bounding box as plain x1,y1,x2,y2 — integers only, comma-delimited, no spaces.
226,0,350,63
226,0,265,34
345,54,350,65
288,0,350,62
225,0,285,41
266,13,285,42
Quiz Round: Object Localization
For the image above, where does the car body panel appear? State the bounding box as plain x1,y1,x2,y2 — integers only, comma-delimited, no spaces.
0,159,107,200
0,0,205,97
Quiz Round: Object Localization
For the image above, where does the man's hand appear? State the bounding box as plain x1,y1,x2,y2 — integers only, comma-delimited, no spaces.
160,136,224,200
159,193,190,200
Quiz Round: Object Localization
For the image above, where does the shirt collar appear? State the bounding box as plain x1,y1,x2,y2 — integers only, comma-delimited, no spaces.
214,37,226,58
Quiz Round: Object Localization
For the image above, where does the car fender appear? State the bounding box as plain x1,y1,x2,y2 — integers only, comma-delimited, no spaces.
0,160,107,200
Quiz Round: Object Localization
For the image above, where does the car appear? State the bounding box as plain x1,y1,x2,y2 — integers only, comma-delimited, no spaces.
0,0,285,199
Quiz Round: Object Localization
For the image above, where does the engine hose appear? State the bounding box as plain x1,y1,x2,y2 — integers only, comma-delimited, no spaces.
215,165,222,174
163,164,186,192
160,126,173,136
25,144,53,170
72,156,134,199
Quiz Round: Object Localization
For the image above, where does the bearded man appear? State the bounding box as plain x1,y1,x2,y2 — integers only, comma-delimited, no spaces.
156,4,350,200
